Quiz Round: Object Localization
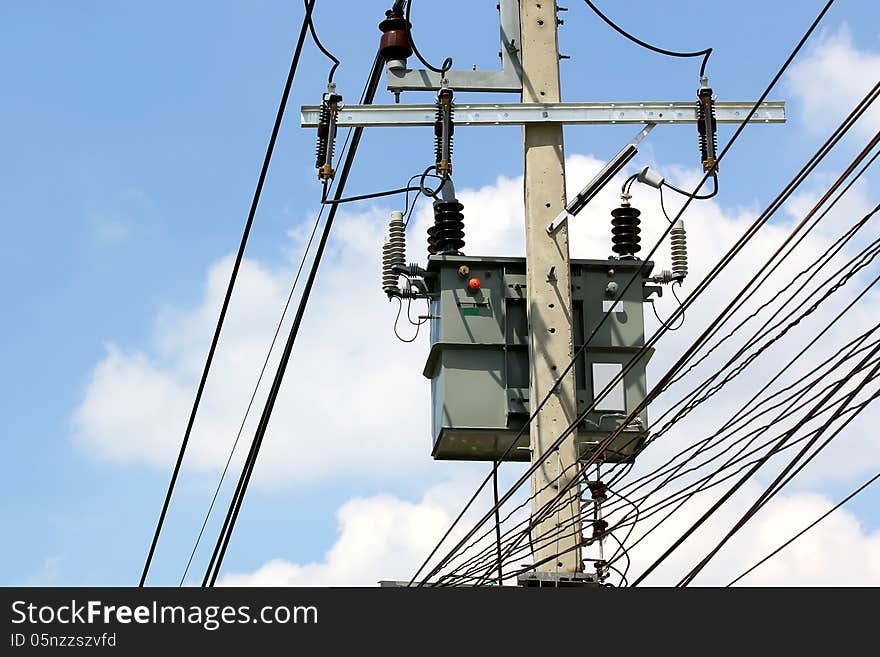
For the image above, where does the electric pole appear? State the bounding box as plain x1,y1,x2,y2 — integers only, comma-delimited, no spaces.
520,1,582,574
303,0,786,586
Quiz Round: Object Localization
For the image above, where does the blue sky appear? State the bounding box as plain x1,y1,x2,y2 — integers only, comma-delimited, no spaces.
2,0,879,587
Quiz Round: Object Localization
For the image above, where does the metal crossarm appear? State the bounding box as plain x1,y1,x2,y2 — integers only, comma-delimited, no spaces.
302,101,785,128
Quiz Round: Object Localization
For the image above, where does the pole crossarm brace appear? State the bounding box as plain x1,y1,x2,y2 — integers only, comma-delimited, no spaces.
301,101,785,128
386,0,523,93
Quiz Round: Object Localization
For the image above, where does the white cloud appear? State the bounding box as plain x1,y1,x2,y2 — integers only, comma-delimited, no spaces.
787,25,880,137
72,150,880,492
26,556,63,587
220,476,487,586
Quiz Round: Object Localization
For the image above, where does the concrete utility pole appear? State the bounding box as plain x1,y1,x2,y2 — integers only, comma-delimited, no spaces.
520,0,582,574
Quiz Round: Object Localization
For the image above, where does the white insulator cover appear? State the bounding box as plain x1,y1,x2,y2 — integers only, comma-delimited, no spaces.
382,211,406,293
670,219,688,281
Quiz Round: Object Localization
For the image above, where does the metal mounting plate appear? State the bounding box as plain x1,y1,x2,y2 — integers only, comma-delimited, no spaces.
301,101,785,128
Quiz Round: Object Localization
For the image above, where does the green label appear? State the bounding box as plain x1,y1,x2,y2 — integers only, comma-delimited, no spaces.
461,307,481,316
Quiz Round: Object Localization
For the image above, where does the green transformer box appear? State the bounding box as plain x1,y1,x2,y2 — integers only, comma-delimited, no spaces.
423,255,655,463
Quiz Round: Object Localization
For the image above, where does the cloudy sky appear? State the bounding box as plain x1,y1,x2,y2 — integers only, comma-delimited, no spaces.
2,0,879,587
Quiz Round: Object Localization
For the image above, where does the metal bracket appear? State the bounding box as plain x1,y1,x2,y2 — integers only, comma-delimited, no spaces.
385,0,522,93
547,124,655,233
301,101,786,128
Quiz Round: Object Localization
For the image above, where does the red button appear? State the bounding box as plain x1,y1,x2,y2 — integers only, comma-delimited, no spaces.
468,277,481,291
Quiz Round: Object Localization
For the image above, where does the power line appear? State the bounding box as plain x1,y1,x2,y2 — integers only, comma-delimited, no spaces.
303,0,340,83
181,44,380,584
404,0,453,75
677,355,880,585
632,339,880,586
581,0,713,76
178,197,328,586
727,470,880,586
138,0,317,587
202,51,386,587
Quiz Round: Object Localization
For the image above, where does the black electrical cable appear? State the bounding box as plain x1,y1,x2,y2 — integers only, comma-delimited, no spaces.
487,279,880,585
184,45,393,584
405,1,453,75
677,356,880,586
679,381,880,586
564,203,880,582
493,462,504,585
582,0,713,77
650,285,685,332
664,175,718,200
303,0,340,83
392,294,425,342
179,200,330,587
182,58,390,583
138,0,316,587
603,328,880,566
659,185,674,224
202,51,385,587
659,146,880,393
632,338,880,587
727,470,880,587
321,184,423,205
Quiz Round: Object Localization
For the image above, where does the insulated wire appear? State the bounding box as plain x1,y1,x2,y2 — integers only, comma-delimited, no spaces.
602,334,880,567
179,195,334,586
726,471,880,587
303,0,340,83
676,358,880,586
556,210,878,580
138,0,316,587
202,51,385,587
632,340,880,586
582,0,713,77
181,49,377,584
405,0,453,75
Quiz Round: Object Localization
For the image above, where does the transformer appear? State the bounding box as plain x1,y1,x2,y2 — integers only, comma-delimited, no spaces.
423,255,655,463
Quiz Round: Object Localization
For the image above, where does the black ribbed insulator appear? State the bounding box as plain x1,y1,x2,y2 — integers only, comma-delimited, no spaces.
611,204,641,258
428,198,465,255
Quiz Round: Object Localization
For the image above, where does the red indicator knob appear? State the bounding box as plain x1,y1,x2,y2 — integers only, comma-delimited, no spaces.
468,278,481,291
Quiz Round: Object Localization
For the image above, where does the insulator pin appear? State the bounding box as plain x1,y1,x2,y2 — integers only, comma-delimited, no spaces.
378,8,413,68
